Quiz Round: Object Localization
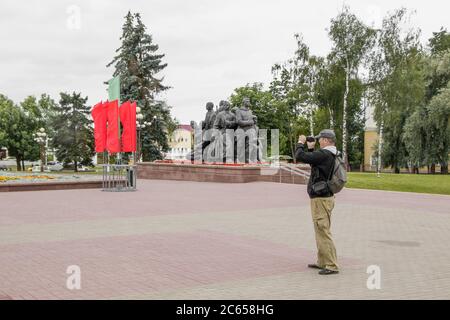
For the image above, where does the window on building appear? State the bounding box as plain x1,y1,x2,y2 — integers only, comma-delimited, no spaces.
370,155,378,167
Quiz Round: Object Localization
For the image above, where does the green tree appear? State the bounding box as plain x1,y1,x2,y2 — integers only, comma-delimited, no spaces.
369,8,426,173
314,59,366,169
429,27,450,55
268,35,326,159
328,6,375,165
427,84,450,173
403,29,450,174
20,96,46,169
269,64,298,158
426,29,450,102
36,94,59,146
230,83,277,132
107,12,176,161
0,94,40,170
229,83,290,157
51,92,94,171
403,106,428,173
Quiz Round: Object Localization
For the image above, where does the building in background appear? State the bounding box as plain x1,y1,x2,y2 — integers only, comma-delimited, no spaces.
166,125,193,160
364,127,378,172
363,103,379,172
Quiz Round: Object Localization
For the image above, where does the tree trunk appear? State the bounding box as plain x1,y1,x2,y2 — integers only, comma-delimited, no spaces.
74,160,78,173
16,156,22,171
22,159,25,172
377,120,384,176
329,108,334,129
308,101,314,137
290,132,295,163
394,167,400,174
441,162,448,174
342,60,350,169
309,73,316,137
431,163,436,174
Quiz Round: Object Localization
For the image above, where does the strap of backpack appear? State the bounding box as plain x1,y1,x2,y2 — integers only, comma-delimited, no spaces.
326,152,336,182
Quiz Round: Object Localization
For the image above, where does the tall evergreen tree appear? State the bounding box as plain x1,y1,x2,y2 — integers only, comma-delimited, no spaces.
107,12,176,161
51,92,94,171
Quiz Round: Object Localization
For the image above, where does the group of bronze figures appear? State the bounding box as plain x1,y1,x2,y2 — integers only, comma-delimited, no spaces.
187,98,266,163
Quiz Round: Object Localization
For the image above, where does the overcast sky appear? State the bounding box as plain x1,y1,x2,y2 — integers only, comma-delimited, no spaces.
0,0,449,124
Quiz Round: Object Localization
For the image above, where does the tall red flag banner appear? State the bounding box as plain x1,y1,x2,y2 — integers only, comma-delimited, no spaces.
119,101,137,152
106,100,121,153
91,101,107,152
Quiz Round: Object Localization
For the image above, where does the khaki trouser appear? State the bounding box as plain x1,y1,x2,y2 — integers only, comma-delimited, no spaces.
310,197,339,271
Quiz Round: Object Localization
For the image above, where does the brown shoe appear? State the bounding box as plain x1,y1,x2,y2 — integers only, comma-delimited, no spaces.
308,264,323,270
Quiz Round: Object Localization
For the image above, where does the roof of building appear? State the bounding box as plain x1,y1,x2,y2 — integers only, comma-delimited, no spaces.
177,124,193,132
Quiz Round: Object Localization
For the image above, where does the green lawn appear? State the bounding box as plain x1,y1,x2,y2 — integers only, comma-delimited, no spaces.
347,172,450,195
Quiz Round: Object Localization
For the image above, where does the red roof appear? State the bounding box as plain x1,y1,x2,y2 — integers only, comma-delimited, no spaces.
177,124,193,132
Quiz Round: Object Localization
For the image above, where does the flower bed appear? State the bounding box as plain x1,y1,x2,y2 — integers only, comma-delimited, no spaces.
0,175,56,183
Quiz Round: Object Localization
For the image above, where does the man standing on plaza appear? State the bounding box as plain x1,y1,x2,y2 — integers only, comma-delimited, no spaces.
296,129,340,275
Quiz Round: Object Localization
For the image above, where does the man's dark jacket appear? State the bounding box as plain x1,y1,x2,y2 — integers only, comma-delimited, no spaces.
295,143,336,199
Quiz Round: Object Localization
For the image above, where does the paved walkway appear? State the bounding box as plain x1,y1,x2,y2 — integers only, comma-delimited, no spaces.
1,180,449,300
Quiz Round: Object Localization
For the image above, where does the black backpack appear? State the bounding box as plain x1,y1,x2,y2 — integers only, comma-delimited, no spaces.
311,152,347,195
328,153,347,194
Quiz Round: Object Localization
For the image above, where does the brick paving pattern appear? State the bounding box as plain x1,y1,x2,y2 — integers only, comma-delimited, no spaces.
1,180,449,299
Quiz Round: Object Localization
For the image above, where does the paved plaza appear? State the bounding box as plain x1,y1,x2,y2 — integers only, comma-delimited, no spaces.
1,180,449,300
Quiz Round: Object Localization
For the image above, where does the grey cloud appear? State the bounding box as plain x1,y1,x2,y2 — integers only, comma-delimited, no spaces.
1,0,449,124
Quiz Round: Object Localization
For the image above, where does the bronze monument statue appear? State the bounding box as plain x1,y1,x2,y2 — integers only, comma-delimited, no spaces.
188,97,262,164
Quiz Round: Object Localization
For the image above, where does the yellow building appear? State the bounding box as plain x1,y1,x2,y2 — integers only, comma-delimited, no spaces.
166,125,193,160
364,127,378,172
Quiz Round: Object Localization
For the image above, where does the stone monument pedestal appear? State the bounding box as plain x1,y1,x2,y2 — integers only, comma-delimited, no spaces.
137,162,309,185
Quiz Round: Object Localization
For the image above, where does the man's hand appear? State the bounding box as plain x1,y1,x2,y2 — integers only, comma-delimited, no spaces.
298,135,307,144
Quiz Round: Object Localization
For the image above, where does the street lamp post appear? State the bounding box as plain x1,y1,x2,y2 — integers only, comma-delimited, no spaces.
136,107,155,163
33,128,47,173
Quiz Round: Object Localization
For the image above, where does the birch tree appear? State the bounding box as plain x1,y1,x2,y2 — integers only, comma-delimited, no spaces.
329,6,375,165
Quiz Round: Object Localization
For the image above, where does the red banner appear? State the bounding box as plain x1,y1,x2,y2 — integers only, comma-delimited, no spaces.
119,101,137,152
91,101,107,152
106,100,121,153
